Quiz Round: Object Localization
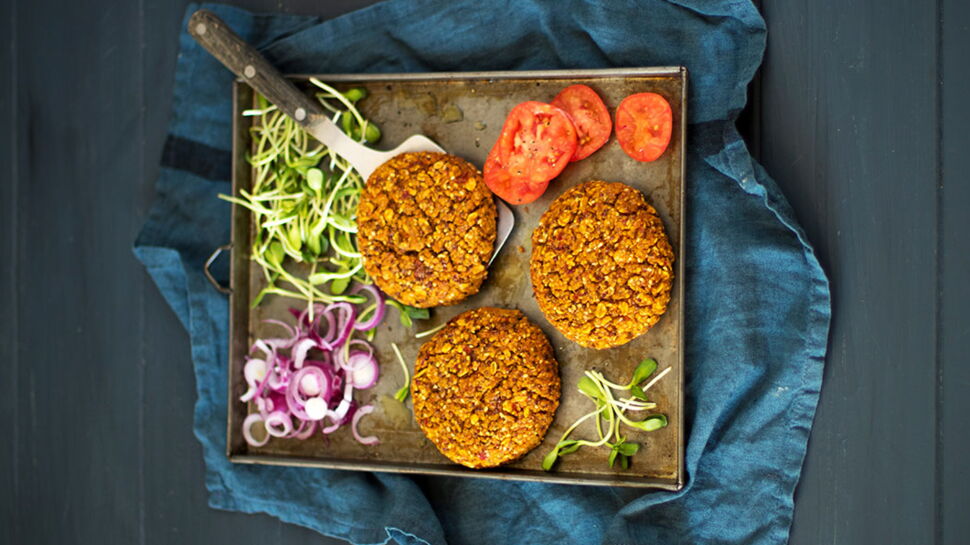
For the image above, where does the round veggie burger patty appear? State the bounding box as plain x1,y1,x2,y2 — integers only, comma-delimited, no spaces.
530,180,674,349
412,307,561,468
357,152,497,308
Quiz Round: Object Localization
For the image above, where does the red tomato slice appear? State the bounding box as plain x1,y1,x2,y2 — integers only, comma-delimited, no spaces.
550,84,612,161
615,93,673,162
484,101,578,205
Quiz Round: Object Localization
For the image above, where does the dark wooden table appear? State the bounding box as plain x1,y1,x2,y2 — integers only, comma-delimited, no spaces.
2,1,967,544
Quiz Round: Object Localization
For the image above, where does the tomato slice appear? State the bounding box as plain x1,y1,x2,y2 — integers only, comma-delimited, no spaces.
484,101,578,205
615,93,673,162
550,84,612,161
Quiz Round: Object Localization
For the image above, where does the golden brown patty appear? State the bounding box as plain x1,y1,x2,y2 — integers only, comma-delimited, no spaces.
357,152,497,308
530,181,674,349
412,307,560,468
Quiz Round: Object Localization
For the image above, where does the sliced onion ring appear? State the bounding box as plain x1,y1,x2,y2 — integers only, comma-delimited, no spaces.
326,302,357,348
286,366,332,419
242,413,270,447
291,337,317,369
351,404,379,445
264,411,293,437
351,284,386,331
241,300,383,447
240,359,271,403
304,397,329,421
344,352,379,390
263,318,297,339
289,419,317,440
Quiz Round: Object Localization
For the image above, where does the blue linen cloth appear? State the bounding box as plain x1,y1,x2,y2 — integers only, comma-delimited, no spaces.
134,1,831,543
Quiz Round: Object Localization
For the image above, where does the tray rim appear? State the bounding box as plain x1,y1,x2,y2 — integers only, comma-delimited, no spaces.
226,66,687,490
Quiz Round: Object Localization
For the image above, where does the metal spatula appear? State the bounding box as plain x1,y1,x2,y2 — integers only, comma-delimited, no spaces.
188,9,514,262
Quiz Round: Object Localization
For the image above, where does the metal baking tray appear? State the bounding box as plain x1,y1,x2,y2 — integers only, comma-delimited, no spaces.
226,67,686,489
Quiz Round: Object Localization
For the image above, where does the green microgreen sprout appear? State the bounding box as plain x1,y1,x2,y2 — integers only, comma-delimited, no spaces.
219,85,382,316
414,323,447,339
390,342,410,403
386,300,430,328
607,438,641,469
542,358,671,471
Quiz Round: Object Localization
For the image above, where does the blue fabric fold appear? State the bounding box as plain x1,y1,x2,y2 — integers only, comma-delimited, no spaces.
134,1,831,543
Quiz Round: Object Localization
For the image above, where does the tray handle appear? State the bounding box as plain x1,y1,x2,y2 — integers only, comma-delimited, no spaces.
204,244,232,295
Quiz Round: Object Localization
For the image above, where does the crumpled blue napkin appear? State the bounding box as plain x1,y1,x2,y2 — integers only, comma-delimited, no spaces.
134,1,831,543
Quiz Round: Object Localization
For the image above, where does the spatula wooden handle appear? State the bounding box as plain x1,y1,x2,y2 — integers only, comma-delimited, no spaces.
187,9,323,124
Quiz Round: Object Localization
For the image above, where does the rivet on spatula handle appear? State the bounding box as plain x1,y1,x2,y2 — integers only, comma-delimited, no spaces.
187,9,324,125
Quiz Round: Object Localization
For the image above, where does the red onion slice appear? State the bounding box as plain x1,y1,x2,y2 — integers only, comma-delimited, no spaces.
267,364,290,392
240,359,270,403
344,352,379,390
325,381,356,429
263,318,297,339
321,419,341,434
351,284,386,331
291,337,317,369
322,402,357,434
304,397,329,421
294,304,324,330
334,340,374,370
290,419,317,440
259,316,302,350
346,339,374,359
286,366,334,421
244,358,268,385
264,411,293,437
305,353,334,370
300,374,322,396
351,404,379,445
242,413,270,447
314,308,337,348
325,302,357,348
250,339,276,361
241,295,384,447
258,391,288,420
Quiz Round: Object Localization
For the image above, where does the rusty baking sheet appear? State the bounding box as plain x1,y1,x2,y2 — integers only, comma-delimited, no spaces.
226,68,686,489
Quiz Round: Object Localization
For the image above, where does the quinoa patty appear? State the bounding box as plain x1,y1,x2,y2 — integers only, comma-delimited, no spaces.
412,307,560,468
530,181,674,349
357,152,497,308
